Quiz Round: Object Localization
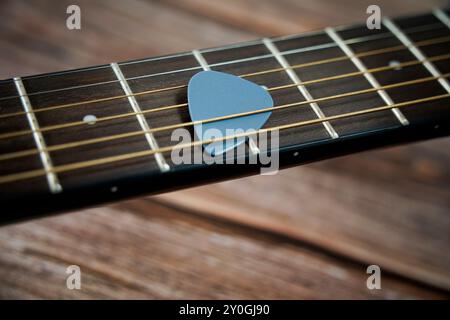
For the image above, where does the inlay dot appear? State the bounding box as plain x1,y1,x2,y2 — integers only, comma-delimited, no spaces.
389,60,402,70
83,114,97,125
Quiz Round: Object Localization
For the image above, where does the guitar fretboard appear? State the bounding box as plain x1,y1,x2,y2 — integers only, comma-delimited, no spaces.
1,9,450,222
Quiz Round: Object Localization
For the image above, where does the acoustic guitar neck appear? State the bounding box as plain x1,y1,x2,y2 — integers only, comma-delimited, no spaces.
1,9,450,223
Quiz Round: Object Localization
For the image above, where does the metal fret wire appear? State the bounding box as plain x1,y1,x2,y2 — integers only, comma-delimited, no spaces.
1,34,449,122
325,27,409,125
13,77,62,193
1,42,449,142
262,37,340,139
201,49,262,155
192,48,260,155
0,17,448,184
434,8,450,29
0,92,448,185
384,18,450,94
0,21,445,101
111,62,170,172
0,53,449,158
0,70,448,164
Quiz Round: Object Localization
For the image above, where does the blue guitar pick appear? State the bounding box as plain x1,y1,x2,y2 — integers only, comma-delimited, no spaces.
187,71,273,156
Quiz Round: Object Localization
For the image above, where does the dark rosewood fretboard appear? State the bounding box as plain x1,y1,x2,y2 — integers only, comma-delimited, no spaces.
1,9,450,223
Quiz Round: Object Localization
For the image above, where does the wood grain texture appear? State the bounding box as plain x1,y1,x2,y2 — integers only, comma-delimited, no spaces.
0,0,449,299
157,137,450,290
158,0,447,36
0,200,445,299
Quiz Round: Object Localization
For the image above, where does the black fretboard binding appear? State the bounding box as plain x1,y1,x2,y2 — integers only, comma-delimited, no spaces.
1,9,450,222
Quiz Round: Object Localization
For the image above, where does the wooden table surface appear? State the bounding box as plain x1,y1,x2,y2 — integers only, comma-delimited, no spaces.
0,0,449,299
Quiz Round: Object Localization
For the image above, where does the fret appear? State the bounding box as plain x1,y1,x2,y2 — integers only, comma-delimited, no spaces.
118,55,198,168
360,14,450,127
263,37,339,139
5,18,442,98
192,49,261,154
329,15,450,130
110,62,170,172
383,18,450,94
331,21,448,85
433,9,450,75
13,77,62,194
1,9,450,223
434,8,450,30
325,27,409,126
272,31,403,137
1,61,180,191
192,49,211,71
385,17,450,75
29,78,163,191
1,22,443,103
200,39,332,149
18,41,259,83
0,81,49,196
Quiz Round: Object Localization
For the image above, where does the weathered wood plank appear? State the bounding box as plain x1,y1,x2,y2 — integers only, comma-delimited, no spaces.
157,137,450,290
159,0,447,36
0,200,445,299
0,0,255,79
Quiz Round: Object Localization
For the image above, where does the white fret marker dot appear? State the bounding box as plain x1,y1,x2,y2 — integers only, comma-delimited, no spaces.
54,183,63,193
83,115,97,125
110,186,118,193
389,60,402,70
293,151,299,157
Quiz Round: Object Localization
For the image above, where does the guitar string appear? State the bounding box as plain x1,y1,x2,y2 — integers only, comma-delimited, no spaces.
1,34,449,122
0,20,443,100
0,93,448,185
1,16,447,184
0,69,448,162
0,50,449,142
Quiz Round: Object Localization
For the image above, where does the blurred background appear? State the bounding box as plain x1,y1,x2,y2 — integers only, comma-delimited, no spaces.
0,0,449,299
